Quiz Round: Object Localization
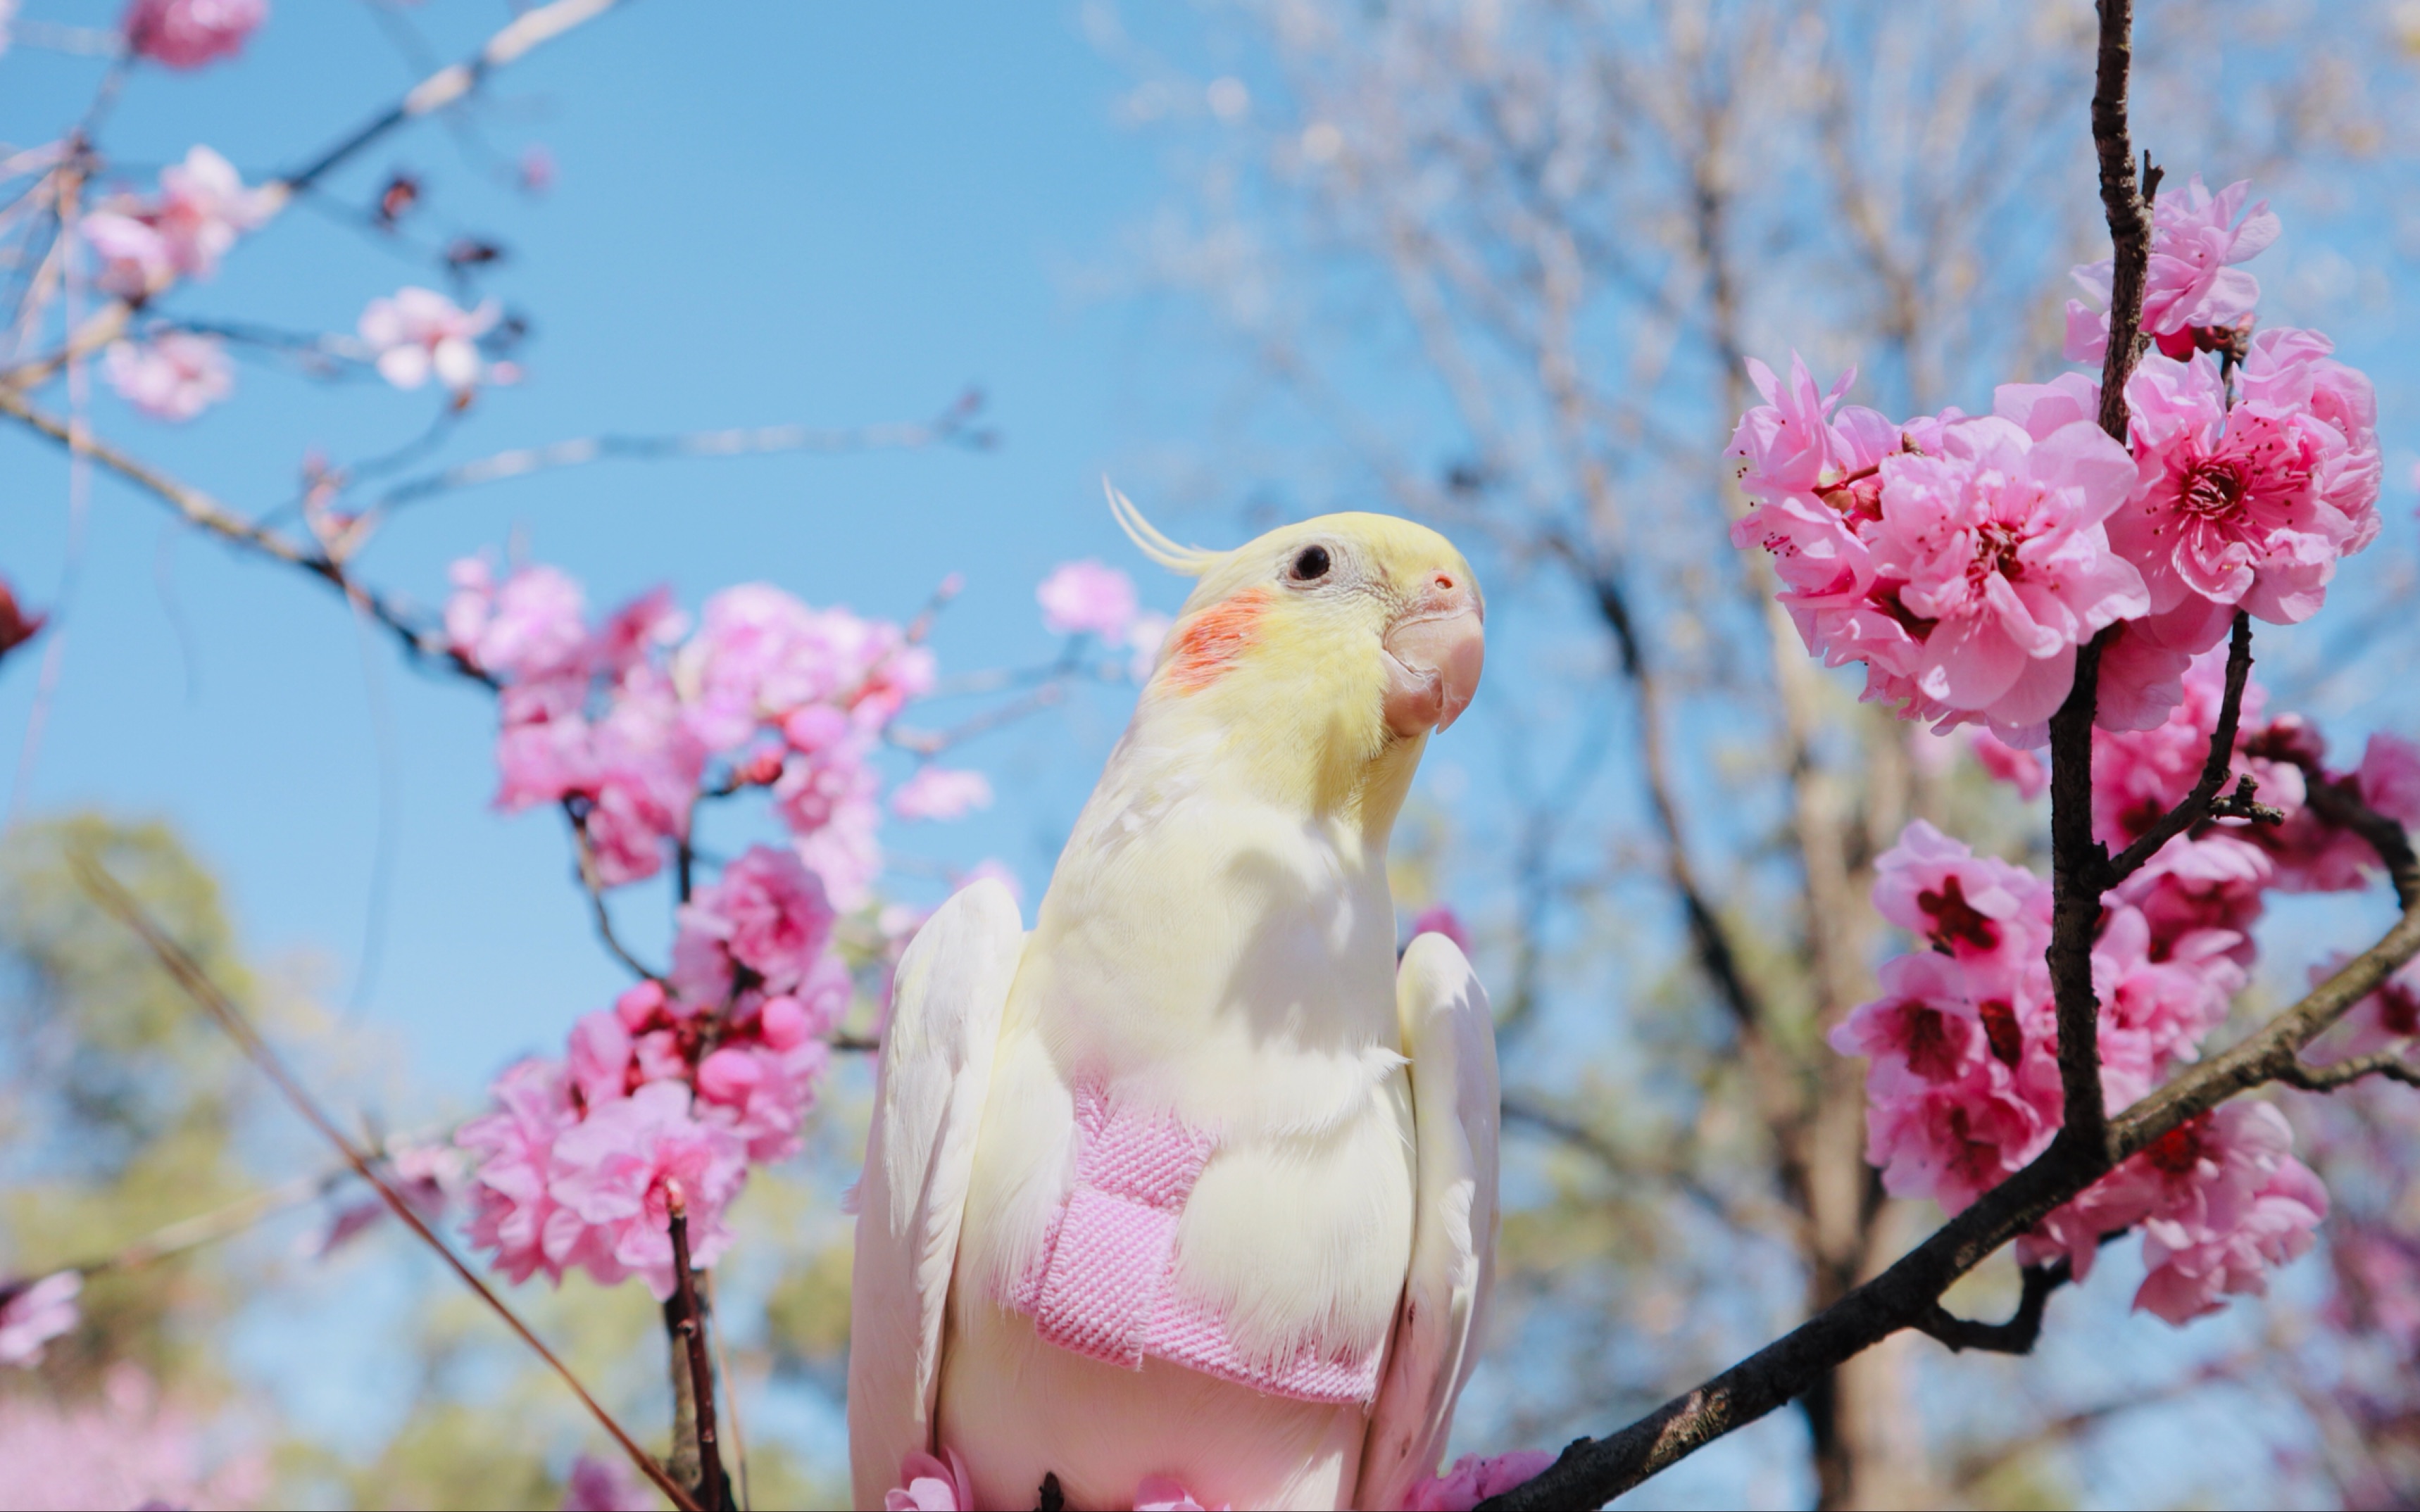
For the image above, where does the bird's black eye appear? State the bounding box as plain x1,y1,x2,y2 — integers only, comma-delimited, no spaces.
1289,545,1331,582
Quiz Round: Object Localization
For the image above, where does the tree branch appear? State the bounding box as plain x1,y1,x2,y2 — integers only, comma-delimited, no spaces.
2107,612,2256,883
70,852,701,1512
1915,1261,2069,1356
564,798,666,981
2274,1050,2420,1093
665,1181,729,1511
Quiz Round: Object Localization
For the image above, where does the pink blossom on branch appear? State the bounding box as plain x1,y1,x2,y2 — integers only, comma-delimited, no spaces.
81,210,177,301
884,1449,974,1512
359,285,500,393
671,843,837,1005
2023,1103,2324,1324
0,1271,81,1366
104,332,232,421
548,1081,746,1301
1865,417,2148,737
561,1452,653,1512
1037,558,1139,639
151,145,274,278
2065,175,2279,363
2113,348,2371,631
122,0,265,70
1405,1451,1560,1512
890,765,993,821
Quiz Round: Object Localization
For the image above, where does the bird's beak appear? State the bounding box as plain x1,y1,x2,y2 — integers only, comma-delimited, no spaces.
1382,570,1485,738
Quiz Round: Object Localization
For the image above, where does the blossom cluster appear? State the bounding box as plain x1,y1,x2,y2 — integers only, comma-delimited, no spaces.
441,559,957,902
1834,648,2420,1321
1727,178,2379,746
458,846,848,1299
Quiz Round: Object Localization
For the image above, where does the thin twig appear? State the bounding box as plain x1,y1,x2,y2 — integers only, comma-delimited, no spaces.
70,853,701,1512
564,798,666,981
2274,1050,2420,1093
369,398,991,515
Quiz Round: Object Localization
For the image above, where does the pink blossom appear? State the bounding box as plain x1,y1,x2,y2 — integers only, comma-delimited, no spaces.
1868,417,2148,733
0,1271,80,1366
885,1449,973,1512
0,1363,270,1511
1404,1450,1558,1511
1725,357,1898,650
1133,1475,1228,1511
2115,351,2348,628
2024,1103,2325,1323
123,0,265,68
890,766,993,821
1969,729,2046,798
1409,902,1472,957
1037,559,1139,639
151,146,272,279
359,286,499,393
1869,820,2049,970
1831,952,2064,1213
2314,953,2420,1062
446,560,590,682
2109,832,2269,967
457,1057,581,1287
2089,647,2278,850
520,146,558,195
81,210,177,300
672,845,836,1005
2356,732,2420,829
676,586,913,750
2090,902,2241,1101
548,1081,746,1300
2134,1113,2326,1323
2329,1230,2420,1353
104,332,232,422
696,985,838,1164
796,798,884,912
2066,176,2279,363
561,1452,653,1512
2239,327,2382,552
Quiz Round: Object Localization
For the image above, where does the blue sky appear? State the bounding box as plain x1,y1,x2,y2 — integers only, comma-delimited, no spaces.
5,1,1224,1096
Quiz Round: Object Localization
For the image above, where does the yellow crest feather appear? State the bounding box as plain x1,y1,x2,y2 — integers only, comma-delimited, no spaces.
1105,479,1222,578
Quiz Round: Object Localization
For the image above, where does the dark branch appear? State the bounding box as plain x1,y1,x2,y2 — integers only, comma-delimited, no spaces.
1916,1261,2069,1356
2107,612,2257,882
665,1182,730,1511
563,800,666,981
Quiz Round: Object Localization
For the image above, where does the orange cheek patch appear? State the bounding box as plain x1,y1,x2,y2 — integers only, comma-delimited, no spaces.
1165,588,1270,691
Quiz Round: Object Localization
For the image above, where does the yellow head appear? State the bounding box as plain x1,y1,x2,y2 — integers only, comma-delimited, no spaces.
1110,485,1485,831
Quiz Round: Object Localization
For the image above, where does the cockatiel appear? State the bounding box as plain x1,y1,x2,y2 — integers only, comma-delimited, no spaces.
848,491,1498,1511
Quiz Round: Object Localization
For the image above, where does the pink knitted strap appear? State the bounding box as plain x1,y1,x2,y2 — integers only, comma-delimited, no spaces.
1005,1083,1382,1405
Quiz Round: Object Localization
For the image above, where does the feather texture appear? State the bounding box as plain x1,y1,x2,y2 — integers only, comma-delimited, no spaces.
845,878,1026,1511
1356,934,1503,1512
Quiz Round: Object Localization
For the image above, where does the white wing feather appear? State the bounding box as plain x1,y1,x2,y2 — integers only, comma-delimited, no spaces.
846,878,1026,1511
1355,934,1502,1512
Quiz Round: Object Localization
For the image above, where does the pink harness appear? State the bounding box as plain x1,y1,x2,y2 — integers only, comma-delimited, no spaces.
1002,1083,1383,1405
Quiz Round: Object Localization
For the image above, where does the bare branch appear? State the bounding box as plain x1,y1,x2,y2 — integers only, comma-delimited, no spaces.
368,395,991,515
0,386,490,687
1916,1261,2069,1356
2274,1051,2420,1093
70,853,702,1512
